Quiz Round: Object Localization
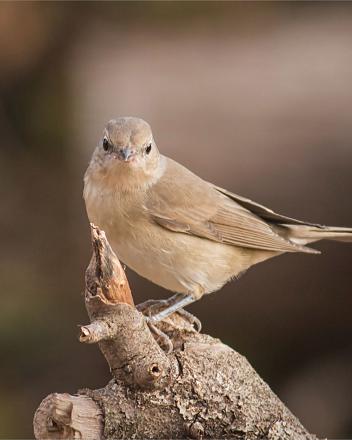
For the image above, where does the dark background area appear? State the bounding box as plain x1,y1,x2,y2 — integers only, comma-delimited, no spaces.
1,2,352,438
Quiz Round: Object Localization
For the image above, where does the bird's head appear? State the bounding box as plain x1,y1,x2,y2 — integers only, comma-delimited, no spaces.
88,117,162,190
101,116,159,166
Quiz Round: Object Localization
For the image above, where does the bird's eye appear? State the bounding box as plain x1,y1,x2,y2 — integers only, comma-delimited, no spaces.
103,138,110,152
146,143,152,154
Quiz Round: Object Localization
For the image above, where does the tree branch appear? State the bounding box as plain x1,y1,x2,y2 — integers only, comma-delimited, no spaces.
33,224,318,440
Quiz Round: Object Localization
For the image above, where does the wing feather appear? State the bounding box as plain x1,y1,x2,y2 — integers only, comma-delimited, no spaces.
211,184,323,227
148,158,317,254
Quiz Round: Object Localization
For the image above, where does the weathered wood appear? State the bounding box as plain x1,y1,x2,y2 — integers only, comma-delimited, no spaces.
33,224,318,440
33,393,102,440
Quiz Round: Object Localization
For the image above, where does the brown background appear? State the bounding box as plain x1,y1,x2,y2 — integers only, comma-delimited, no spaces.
0,2,351,438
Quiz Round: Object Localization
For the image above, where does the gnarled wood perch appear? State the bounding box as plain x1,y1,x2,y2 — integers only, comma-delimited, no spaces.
33,224,317,440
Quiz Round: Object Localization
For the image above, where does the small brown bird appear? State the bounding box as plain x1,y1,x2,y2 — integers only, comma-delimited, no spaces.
84,116,352,324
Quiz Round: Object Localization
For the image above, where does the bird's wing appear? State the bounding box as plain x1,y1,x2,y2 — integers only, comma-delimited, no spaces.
148,158,316,253
211,184,323,227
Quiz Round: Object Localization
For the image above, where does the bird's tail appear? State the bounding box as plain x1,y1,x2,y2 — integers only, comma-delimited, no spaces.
282,225,352,247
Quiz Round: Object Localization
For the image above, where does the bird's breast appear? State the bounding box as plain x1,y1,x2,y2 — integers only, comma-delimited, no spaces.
85,177,148,239
83,174,263,296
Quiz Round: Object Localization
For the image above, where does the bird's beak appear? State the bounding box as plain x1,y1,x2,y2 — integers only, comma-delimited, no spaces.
117,147,136,162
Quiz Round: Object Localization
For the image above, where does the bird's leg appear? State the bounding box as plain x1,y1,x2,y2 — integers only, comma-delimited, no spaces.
148,293,195,322
137,293,201,331
136,293,184,315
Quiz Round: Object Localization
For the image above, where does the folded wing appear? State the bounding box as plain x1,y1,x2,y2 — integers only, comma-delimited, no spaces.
148,158,317,254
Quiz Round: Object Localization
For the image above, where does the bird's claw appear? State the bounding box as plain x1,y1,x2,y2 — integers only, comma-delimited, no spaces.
145,318,173,354
174,308,202,332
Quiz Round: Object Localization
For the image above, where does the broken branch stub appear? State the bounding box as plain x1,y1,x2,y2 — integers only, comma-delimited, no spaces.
33,393,102,440
79,224,175,390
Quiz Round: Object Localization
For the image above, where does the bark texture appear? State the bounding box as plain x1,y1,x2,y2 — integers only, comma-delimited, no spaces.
33,224,318,440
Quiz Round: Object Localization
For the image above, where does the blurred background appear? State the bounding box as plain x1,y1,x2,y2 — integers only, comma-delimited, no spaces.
1,2,352,438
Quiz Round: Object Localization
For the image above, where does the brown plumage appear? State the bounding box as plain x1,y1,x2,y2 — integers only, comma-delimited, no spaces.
84,117,352,319
148,157,318,254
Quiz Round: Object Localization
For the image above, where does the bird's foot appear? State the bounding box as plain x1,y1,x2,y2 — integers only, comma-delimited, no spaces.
137,296,202,332
146,320,173,354
137,300,173,353
136,298,165,314
174,308,202,332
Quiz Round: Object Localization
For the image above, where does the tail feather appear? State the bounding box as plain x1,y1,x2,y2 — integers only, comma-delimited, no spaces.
282,225,352,246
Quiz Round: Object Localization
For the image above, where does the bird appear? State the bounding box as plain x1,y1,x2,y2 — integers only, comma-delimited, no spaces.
84,116,352,326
